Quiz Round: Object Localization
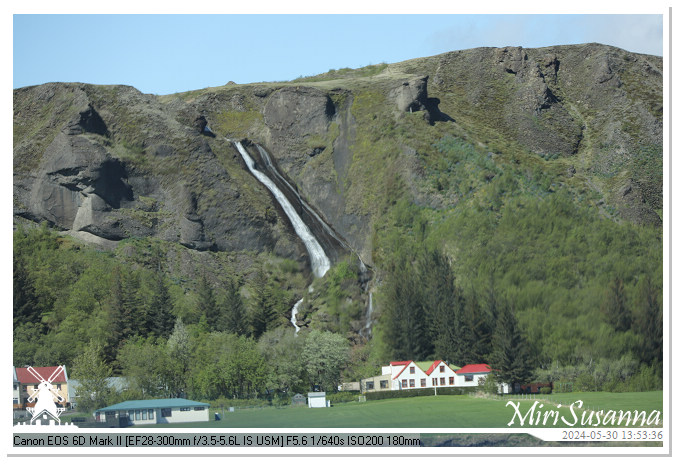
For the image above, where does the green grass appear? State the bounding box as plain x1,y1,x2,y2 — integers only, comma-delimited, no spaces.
139,391,662,429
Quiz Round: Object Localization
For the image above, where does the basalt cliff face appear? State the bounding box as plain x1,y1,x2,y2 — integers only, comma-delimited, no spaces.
13,43,663,275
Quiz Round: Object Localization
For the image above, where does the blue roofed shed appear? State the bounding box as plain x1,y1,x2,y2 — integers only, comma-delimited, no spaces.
95,398,209,427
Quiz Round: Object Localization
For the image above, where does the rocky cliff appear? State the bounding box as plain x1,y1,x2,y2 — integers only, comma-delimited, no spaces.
14,43,663,277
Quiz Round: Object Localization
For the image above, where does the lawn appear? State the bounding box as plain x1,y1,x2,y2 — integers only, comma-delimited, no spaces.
140,391,663,429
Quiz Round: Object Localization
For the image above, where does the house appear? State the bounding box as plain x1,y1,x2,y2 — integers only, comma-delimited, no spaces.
94,398,209,427
362,360,461,393
360,360,511,393
14,366,69,409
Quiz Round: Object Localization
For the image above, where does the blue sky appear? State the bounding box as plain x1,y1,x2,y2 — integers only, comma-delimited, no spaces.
13,13,665,95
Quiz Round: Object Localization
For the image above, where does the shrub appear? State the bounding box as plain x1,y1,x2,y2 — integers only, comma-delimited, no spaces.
540,386,552,395
326,392,359,404
365,387,477,401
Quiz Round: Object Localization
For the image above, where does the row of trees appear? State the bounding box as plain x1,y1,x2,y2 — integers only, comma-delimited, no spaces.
71,320,351,411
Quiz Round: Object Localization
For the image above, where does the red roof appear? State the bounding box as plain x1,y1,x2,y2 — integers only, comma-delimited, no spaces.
425,360,443,375
390,361,411,366
15,366,67,384
455,364,491,374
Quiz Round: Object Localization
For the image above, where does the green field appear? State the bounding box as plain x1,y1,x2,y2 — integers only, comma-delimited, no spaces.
141,391,662,429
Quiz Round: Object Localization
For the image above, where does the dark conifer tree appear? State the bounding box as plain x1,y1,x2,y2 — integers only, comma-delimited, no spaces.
601,277,632,332
223,277,247,335
490,301,532,390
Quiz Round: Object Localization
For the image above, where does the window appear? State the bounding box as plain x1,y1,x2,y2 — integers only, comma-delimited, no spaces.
449,377,455,385
432,378,438,386
366,381,375,390
195,407,205,411
135,410,140,420
180,407,191,411
161,408,172,417
410,366,415,374
420,378,426,387
440,377,446,386
380,380,388,389
148,410,154,420
440,366,445,373
409,379,415,388
142,410,147,420
13,384,17,390
56,384,61,390
119,411,128,418
465,375,473,382
105,411,115,417
402,379,408,388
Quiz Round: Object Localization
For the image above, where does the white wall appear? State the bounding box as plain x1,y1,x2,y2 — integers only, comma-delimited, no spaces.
308,396,327,408
157,407,209,424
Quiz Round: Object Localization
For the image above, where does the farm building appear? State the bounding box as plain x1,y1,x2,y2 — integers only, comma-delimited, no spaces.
360,361,510,393
94,398,209,427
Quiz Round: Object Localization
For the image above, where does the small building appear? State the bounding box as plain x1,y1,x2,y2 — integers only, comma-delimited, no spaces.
360,373,391,393
94,398,209,427
291,394,306,407
307,392,328,408
339,382,360,392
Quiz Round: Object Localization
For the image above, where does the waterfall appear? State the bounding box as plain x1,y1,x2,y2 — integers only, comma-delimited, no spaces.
256,144,369,270
234,141,330,278
291,298,303,335
364,291,374,334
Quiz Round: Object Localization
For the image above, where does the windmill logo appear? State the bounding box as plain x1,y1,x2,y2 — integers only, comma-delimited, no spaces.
25,366,66,425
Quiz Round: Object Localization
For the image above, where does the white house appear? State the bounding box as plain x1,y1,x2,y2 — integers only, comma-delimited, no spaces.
361,361,510,393
94,398,209,426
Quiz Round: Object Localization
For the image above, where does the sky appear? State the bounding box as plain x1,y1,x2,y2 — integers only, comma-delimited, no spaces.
12,10,665,95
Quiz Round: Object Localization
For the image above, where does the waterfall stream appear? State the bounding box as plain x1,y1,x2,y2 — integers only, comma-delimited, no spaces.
233,141,331,278
290,298,303,334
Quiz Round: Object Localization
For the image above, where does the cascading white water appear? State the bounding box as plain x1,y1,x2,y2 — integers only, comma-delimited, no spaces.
290,298,303,335
256,144,369,269
234,141,331,278
365,291,374,333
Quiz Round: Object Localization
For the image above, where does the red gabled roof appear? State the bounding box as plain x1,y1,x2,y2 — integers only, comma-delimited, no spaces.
425,360,443,375
15,366,67,384
391,361,413,380
455,364,492,374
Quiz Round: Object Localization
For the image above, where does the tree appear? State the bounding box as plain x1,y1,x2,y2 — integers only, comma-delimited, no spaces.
117,337,168,398
633,275,662,366
489,301,532,390
165,318,191,397
71,341,113,412
148,273,175,338
196,273,219,323
302,330,350,392
601,277,632,332
222,278,247,335
250,265,276,338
